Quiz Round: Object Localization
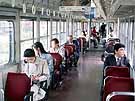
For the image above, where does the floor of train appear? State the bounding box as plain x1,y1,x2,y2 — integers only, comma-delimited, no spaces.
48,50,104,101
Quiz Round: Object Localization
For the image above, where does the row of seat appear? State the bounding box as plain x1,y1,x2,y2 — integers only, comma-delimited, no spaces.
0,37,88,101
102,66,134,101
50,37,88,88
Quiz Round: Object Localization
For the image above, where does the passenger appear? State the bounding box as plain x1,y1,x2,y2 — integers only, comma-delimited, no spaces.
91,26,98,48
104,43,130,68
20,49,50,101
96,32,100,43
49,38,65,58
100,23,106,38
33,42,54,85
65,35,80,67
49,38,65,87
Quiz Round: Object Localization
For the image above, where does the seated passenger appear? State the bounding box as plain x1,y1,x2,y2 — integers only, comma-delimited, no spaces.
33,42,54,85
49,38,65,58
104,43,130,68
20,49,50,101
65,35,80,67
49,38,65,86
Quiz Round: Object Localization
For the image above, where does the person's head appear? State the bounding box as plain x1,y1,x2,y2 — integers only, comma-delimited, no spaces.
51,38,59,48
93,26,96,29
23,48,36,63
67,35,73,43
33,42,46,56
114,43,125,57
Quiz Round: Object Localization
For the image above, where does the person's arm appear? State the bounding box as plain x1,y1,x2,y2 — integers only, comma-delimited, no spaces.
38,60,50,82
104,56,109,68
47,54,54,74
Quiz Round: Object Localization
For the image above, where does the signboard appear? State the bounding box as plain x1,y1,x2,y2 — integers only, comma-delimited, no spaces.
59,6,90,12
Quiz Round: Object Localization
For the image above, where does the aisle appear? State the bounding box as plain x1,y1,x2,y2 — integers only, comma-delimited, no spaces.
48,51,103,101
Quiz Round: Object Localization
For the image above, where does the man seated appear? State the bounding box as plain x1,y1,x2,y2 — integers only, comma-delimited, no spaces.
49,38,65,58
65,35,80,67
104,43,130,68
20,49,50,101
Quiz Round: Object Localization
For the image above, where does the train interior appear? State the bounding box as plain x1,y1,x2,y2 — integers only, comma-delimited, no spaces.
0,0,135,101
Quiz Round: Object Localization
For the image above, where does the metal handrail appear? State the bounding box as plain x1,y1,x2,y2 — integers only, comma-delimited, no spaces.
106,91,135,101
0,89,4,101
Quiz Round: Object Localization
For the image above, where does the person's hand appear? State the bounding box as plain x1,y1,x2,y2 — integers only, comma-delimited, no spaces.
31,75,39,80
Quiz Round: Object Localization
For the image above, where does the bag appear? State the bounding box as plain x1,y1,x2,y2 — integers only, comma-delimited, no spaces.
31,84,46,101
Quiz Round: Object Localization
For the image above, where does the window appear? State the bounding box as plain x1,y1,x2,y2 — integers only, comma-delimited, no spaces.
57,21,60,33
52,21,59,40
20,20,34,59
52,21,57,34
61,21,64,32
40,37,48,51
20,21,33,40
0,21,14,65
40,21,48,50
34,21,37,38
64,21,66,33
21,40,33,58
69,22,72,35
40,21,47,36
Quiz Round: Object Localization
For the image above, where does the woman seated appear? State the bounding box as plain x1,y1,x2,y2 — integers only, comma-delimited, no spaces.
33,42,54,85
20,48,50,101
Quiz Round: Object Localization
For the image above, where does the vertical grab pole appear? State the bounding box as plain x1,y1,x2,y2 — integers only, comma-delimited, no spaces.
89,0,92,49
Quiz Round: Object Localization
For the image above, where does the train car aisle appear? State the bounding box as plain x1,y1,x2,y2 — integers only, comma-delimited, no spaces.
48,51,103,101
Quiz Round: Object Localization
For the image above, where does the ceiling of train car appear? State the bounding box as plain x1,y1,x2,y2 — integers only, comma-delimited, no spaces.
2,0,135,19
0,0,91,19
114,5,135,17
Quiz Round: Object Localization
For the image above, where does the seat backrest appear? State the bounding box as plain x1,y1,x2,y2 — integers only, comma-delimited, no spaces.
50,53,63,70
64,46,73,57
66,44,75,52
105,67,130,77
5,72,31,101
103,76,134,101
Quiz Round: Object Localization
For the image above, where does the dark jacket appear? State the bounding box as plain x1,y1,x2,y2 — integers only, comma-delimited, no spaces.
104,54,130,68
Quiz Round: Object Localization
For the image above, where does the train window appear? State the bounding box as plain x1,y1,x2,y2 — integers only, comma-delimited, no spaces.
69,22,72,35
60,32,66,45
48,21,51,36
40,21,48,36
40,21,48,50
20,21,33,40
61,21,64,32
34,21,37,38
48,21,51,48
52,21,57,35
21,40,33,58
40,37,48,51
57,21,60,33
20,20,34,59
64,21,66,33
0,21,14,65
52,21,59,40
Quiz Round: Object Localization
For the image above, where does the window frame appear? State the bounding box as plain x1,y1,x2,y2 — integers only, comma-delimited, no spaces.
0,20,15,65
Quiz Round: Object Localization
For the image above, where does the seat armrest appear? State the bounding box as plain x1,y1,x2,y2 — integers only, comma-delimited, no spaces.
0,89,4,101
24,91,34,101
106,91,135,101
